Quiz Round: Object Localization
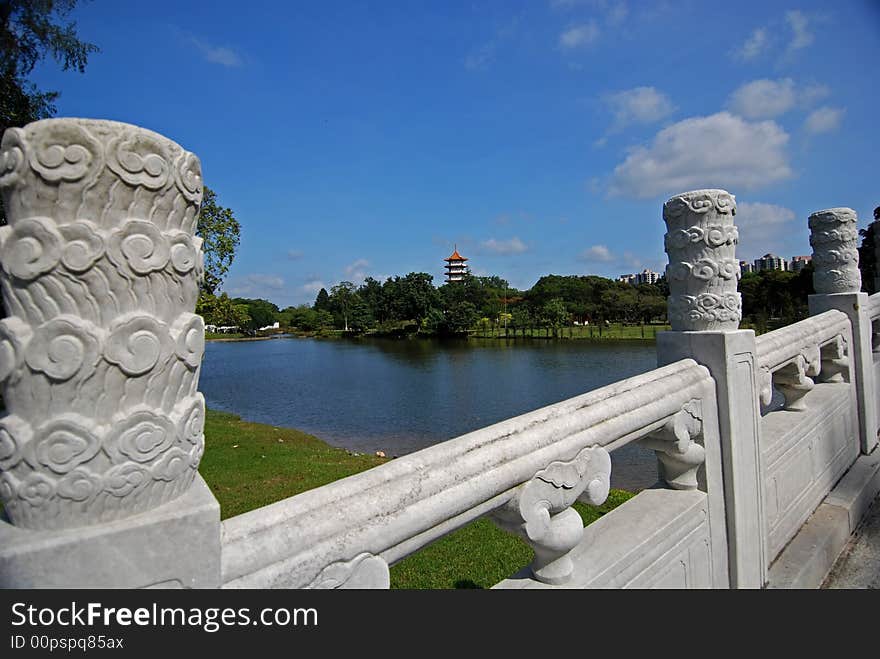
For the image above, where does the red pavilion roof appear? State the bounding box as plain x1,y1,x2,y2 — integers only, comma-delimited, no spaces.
444,248,468,262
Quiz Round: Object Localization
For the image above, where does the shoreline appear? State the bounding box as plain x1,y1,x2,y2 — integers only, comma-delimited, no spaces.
206,330,664,343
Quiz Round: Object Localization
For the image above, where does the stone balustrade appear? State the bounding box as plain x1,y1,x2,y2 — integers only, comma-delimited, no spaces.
755,310,852,411
1,119,879,590
221,359,726,588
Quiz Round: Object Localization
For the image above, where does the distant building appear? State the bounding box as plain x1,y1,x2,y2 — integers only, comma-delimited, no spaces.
740,260,755,275
789,255,811,272
444,246,469,282
618,269,661,286
754,253,788,272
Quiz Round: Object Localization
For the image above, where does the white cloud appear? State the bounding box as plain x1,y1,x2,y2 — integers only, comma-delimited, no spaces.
187,36,244,68
603,86,675,130
559,22,600,49
727,78,830,119
580,245,615,262
733,27,769,61
727,78,797,119
482,237,528,254
804,106,845,134
344,259,371,283
226,273,285,299
735,202,798,259
609,112,792,199
785,10,814,57
299,277,326,295
287,249,304,260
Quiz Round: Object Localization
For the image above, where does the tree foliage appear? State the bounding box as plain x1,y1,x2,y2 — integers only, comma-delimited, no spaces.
196,186,241,295
858,209,880,295
196,292,250,329
739,267,813,332
231,297,278,331
1,0,99,224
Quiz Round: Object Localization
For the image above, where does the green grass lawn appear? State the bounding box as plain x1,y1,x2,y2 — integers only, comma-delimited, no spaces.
200,409,634,589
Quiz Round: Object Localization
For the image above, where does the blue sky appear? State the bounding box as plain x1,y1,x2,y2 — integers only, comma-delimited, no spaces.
29,0,880,306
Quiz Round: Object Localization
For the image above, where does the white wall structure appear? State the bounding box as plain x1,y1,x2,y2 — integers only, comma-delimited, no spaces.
0,120,878,589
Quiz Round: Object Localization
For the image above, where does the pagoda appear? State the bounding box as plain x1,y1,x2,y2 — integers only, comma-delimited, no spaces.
444,246,469,282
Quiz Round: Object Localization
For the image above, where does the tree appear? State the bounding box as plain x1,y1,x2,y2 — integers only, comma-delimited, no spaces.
314,288,331,312
329,281,358,331
1,0,100,225
357,277,386,323
231,297,278,331
510,306,531,337
384,272,438,324
196,292,250,329
196,186,241,295
541,298,569,337
858,208,880,295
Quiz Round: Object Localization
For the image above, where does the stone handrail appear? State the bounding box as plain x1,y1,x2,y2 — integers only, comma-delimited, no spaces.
220,359,716,588
867,293,880,321
755,309,852,410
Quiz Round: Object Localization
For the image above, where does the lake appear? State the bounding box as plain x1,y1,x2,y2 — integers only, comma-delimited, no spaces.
199,336,662,490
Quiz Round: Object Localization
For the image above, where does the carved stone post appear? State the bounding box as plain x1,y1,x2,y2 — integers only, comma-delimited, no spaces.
807,208,878,454
657,189,767,588
0,118,220,587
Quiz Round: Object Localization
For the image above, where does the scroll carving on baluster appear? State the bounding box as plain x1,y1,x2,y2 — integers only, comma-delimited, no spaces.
490,445,611,585
0,118,206,531
770,357,816,412
817,335,849,383
305,553,390,589
639,400,705,491
663,189,741,331
756,331,847,411
809,208,860,294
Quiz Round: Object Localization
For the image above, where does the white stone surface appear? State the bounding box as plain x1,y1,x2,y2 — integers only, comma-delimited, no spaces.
0,118,207,530
760,382,858,562
495,489,725,589
769,451,880,589
0,473,220,588
662,189,740,331
809,293,879,454
657,330,767,588
809,207,860,294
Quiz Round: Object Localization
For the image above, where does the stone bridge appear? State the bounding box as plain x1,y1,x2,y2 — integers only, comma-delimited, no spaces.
0,118,877,589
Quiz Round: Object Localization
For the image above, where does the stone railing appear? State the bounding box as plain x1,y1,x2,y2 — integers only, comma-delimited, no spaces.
867,293,880,322
221,359,727,588
755,310,852,412
754,311,858,565
1,119,878,590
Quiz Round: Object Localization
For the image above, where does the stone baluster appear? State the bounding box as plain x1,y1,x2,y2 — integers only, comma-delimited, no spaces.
657,189,767,588
0,118,220,588
491,446,611,585
808,208,878,455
